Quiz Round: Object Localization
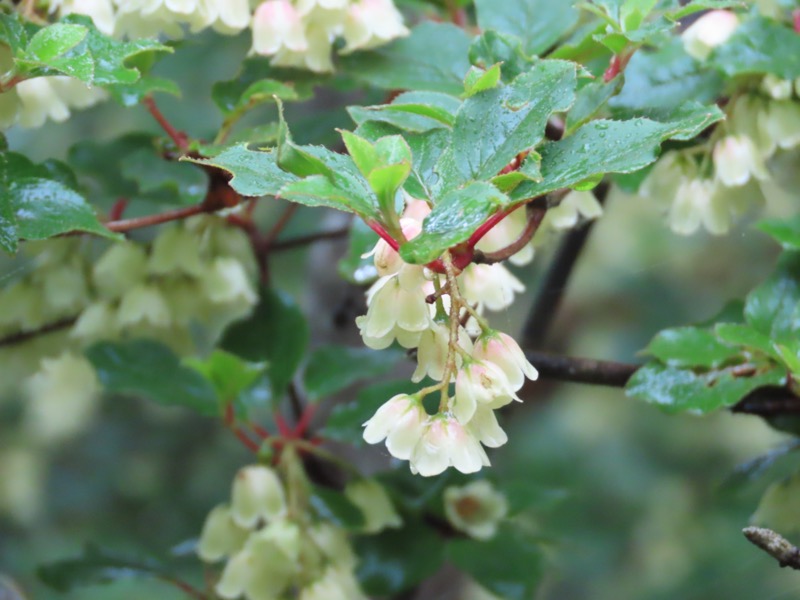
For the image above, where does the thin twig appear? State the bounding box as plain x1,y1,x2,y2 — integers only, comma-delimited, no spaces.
474,205,547,264
743,527,800,570
525,350,639,388
522,182,609,348
158,576,209,600
143,96,189,151
262,204,299,250
268,226,351,251
105,205,207,233
0,317,76,348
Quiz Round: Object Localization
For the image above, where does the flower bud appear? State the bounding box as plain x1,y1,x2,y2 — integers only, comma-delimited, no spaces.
230,465,287,529
197,504,250,563
117,284,172,328
443,480,508,540
344,479,402,533
93,243,148,299
682,10,739,61
363,394,426,460
341,0,409,54
761,74,793,100
545,190,603,231
712,135,769,187
473,331,538,392
454,360,520,424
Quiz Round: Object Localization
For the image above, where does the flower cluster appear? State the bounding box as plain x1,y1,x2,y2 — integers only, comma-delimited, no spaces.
198,464,390,599
361,198,540,477
640,9,800,235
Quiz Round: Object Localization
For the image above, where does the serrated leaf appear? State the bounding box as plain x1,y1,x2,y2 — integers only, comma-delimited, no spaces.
220,288,309,399
303,345,402,403
566,75,624,133
715,323,779,360
86,339,220,416
340,22,472,95
355,520,446,596
474,0,579,56
626,362,786,414
744,252,800,343
401,181,509,264
757,216,800,251
122,148,208,206
463,64,503,97
445,60,577,189
323,380,418,446
184,350,267,403
349,92,460,134
107,75,181,107
469,31,537,84
711,16,800,80
310,487,366,530
447,526,544,600
510,104,724,200
37,544,180,593
23,23,87,63
185,144,297,198
645,326,740,368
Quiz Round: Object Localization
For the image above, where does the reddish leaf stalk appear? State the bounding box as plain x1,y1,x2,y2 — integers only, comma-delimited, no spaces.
295,404,316,437
224,404,260,453
105,204,207,233
604,50,634,82
366,219,400,250
143,96,189,151
794,9,800,33
108,198,129,222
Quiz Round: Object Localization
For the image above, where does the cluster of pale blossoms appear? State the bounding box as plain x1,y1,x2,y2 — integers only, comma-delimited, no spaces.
641,9,800,235
0,218,258,523
0,0,407,128
360,193,602,477
198,465,401,600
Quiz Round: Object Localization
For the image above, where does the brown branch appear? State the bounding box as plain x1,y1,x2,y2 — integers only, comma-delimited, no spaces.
143,96,189,151
743,527,800,570
474,205,547,265
105,205,207,233
0,317,76,348
525,350,639,387
268,226,351,251
158,575,209,600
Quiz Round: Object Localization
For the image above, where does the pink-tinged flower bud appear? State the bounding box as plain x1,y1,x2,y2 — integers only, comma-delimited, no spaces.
682,10,739,61
402,197,432,222
344,479,402,533
341,0,409,54
409,416,490,477
454,360,520,424
413,322,472,383
473,331,538,392
443,480,508,540
230,465,286,528
712,135,769,187
363,394,426,460
251,1,308,56
197,504,250,563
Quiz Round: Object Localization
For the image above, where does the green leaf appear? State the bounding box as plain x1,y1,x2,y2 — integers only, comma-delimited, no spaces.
340,22,472,95
303,345,402,403
445,60,577,188
24,23,87,63
646,326,740,368
355,520,446,596
121,148,208,206
751,472,800,535
220,288,309,399
625,362,786,414
184,350,267,403
757,216,800,251
401,181,509,264
463,64,503,97
474,0,579,56
744,252,800,343
338,218,380,285
667,0,746,19
310,487,366,530
711,17,800,80
107,75,181,108
86,339,220,416
715,323,779,360
323,380,418,446
566,75,624,133
469,31,536,84
348,91,460,134
37,544,180,593
510,104,724,200
447,526,544,600
184,144,297,198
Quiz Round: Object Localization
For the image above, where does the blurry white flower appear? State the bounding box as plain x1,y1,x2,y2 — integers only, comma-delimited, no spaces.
712,135,769,187
148,226,205,276
761,101,800,150
251,0,308,56
409,415,490,477
201,257,258,305
443,480,508,540
682,10,739,61
545,190,603,230
117,283,172,327
761,74,794,100
363,393,426,460
93,242,148,299
307,522,357,569
341,0,408,54
197,504,250,563
51,0,116,35
360,270,430,340
467,405,508,449
412,321,472,383
459,263,524,313
300,565,368,600
271,22,334,73
0,448,46,525
344,479,402,533
475,207,534,266
730,95,775,158
230,465,286,528
668,178,730,235
71,301,117,340
15,78,70,128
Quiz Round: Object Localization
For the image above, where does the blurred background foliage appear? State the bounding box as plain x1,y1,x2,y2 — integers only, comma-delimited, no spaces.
3,13,800,600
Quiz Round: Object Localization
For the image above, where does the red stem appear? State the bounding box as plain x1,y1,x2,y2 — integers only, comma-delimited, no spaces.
366,220,400,251
794,9,800,33
274,413,293,437
251,423,271,440
105,204,206,233
143,96,189,151
108,198,129,222
224,404,260,453
467,205,522,248
295,405,316,437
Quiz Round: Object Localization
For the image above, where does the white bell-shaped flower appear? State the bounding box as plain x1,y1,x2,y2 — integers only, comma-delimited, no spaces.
668,178,730,235
475,207,534,266
412,321,472,383
453,359,521,424
545,190,603,231
761,74,794,100
93,242,148,299
761,101,800,151
251,0,308,56
467,405,508,448
230,465,287,528
472,331,538,392
344,479,402,533
712,135,769,187
361,272,430,340
15,78,70,128
271,22,335,72
682,10,739,61
341,0,409,54
363,393,427,460
443,480,509,540
200,257,258,305
71,301,117,341
300,565,368,600
459,263,524,313
117,284,172,328
148,226,205,276
307,522,357,569
409,415,490,477
197,504,250,563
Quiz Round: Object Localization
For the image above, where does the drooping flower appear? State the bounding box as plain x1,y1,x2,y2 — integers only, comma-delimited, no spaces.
467,405,508,449
230,465,287,529
668,178,730,235
459,263,525,313
682,10,739,61
197,504,250,563
343,479,402,533
761,101,800,151
341,0,409,54
251,0,308,56
472,331,538,392
453,360,520,424
412,321,472,383
409,415,490,477
363,394,426,460
544,190,603,231
712,135,769,187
